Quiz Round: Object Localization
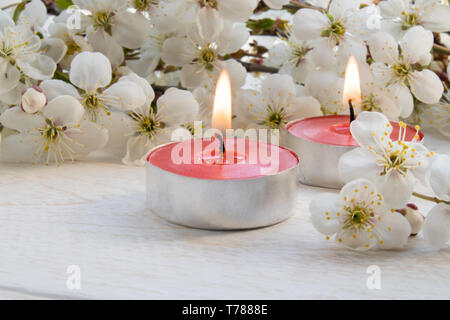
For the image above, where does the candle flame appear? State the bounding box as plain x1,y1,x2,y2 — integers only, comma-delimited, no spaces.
343,55,361,106
212,70,232,132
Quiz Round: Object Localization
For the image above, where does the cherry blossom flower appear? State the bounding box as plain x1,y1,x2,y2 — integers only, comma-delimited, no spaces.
292,0,374,69
0,95,108,165
267,31,314,84
310,178,411,251
161,23,248,89
126,22,167,78
379,0,450,38
423,154,450,249
305,71,344,115
0,11,56,104
237,74,322,140
46,21,92,70
40,52,146,124
152,0,257,40
105,75,199,165
73,0,149,65
368,26,443,118
338,111,433,209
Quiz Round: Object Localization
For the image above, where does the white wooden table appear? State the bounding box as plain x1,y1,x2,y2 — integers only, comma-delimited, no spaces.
0,130,449,300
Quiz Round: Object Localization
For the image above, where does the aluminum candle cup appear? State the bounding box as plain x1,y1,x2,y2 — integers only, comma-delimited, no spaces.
286,115,424,189
146,138,299,230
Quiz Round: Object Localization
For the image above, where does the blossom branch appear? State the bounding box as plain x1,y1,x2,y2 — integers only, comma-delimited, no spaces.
433,44,450,56
413,192,450,205
239,61,279,74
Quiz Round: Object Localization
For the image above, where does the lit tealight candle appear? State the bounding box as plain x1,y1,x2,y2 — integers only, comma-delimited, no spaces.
146,71,300,230
286,56,424,189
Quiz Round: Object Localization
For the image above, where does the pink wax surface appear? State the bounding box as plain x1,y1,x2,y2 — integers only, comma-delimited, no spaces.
287,115,424,147
147,138,299,180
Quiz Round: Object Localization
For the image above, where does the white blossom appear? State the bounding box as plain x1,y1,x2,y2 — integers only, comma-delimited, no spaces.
310,178,411,251
368,26,444,118
0,95,108,165
237,74,322,141
338,111,433,209
0,11,56,103
161,23,248,90
40,52,146,123
73,0,150,65
379,0,450,38
105,75,199,165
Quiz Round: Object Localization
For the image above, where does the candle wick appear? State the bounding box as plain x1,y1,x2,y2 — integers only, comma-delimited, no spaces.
349,99,355,123
215,133,225,159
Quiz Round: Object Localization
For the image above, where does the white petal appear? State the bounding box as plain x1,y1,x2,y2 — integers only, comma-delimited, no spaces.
88,29,124,66
219,59,247,90
217,22,249,55
375,211,411,249
70,51,112,91
123,135,157,166
0,107,45,132
119,73,155,105
335,227,377,251
0,82,25,105
161,37,196,66
337,37,367,64
102,111,133,157
0,134,39,163
338,148,380,182
287,96,322,121
217,0,257,22
16,54,56,80
293,9,328,40
399,26,433,65
262,74,297,106
371,62,396,85
43,96,84,126
0,59,20,94
112,12,149,49
103,81,147,111
66,121,109,156
40,79,80,101
40,38,68,63
409,70,444,104
390,82,414,118
375,171,415,209
430,154,450,200
197,7,224,41
180,64,208,90
423,204,450,249
368,32,399,65
350,111,391,149
421,4,450,32
157,88,199,126
309,193,341,235
264,0,289,9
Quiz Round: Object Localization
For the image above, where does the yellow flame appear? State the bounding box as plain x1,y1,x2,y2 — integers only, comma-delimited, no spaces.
343,55,361,106
212,70,232,132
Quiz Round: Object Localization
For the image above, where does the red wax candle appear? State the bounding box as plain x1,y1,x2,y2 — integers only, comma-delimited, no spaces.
287,115,423,147
147,138,299,180
286,115,424,189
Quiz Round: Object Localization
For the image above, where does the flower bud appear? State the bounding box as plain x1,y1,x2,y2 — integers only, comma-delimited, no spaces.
21,87,47,114
397,203,425,236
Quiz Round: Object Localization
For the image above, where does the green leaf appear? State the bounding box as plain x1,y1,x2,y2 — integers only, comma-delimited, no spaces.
56,0,74,10
12,0,31,23
247,18,275,32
